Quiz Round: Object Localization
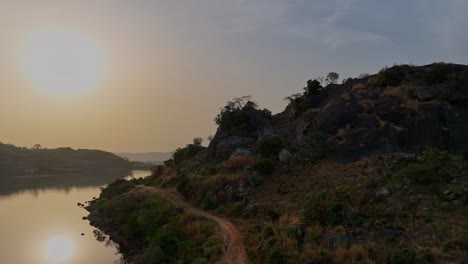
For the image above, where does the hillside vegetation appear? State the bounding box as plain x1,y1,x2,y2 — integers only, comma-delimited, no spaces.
90,63,468,263
0,143,131,176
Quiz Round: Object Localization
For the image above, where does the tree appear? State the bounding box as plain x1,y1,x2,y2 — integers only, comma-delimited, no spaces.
192,137,203,146
304,79,322,96
325,72,340,85
31,144,42,150
214,96,258,130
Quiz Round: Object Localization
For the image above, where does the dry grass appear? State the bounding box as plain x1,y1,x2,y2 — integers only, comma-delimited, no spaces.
221,156,256,173
329,244,372,263
352,82,366,91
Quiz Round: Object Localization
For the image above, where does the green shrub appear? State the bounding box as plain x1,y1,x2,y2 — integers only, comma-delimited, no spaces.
176,176,190,196
248,171,264,187
463,149,468,160
214,96,260,131
258,137,283,158
101,179,134,200
306,131,332,160
301,192,343,226
198,165,217,176
333,185,357,203
288,96,313,117
95,198,108,210
254,159,274,175
396,163,437,185
390,249,423,264
202,193,218,210
377,65,407,87
98,193,219,263
425,64,450,85
266,246,286,264
457,70,468,92
172,144,204,164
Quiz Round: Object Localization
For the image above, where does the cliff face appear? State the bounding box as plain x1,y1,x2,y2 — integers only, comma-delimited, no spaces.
207,63,468,162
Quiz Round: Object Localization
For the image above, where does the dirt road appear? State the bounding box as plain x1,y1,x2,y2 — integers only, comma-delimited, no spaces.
136,186,248,264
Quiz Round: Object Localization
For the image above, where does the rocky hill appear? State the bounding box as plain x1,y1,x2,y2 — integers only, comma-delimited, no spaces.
89,63,468,264
207,63,468,163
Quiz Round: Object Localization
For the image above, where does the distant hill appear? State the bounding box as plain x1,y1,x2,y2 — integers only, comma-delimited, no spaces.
0,143,131,177
117,152,173,164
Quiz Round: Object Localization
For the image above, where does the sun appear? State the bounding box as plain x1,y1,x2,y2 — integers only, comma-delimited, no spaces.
44,235,74,262
20,30,105,95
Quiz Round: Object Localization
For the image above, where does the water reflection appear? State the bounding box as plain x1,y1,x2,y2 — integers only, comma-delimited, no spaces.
0,169,151,197
0,169,150,264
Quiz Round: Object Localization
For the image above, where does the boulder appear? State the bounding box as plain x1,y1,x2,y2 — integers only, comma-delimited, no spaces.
278,149,294,163
230,148,252,159
375,186,391,199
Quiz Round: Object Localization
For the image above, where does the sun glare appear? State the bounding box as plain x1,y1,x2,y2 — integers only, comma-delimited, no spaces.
44,235,74,262
20,30,105,95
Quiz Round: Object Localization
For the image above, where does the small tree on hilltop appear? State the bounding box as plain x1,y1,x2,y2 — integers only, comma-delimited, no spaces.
31,144,42,150
304,79,322,96
193,137,203,146
325,72,340,85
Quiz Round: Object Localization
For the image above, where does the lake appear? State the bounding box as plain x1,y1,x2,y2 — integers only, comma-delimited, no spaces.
0,170,151,264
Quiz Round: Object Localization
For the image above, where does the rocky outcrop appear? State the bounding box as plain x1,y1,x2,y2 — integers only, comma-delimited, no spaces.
206,108,274,163
278,149,294,163
207,63,468,163
230,148,253,159
275,63,468,161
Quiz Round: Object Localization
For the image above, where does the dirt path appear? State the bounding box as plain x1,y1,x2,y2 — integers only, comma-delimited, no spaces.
136,186,248,264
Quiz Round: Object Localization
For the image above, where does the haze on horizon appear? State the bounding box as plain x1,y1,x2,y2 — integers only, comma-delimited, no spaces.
1,0,467,153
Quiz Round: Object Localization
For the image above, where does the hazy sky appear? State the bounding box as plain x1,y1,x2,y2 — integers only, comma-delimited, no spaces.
1,0,467,153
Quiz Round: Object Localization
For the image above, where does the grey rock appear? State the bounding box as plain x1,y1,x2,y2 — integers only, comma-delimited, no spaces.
375,186,391,198
278,148,294,163
452,200,464,207
243,203,258,215
447,193,456,201
230,148,253,159
376,229,415,241
323,233,362,246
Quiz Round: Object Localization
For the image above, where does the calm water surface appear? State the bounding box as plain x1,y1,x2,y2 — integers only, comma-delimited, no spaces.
0,170,150,264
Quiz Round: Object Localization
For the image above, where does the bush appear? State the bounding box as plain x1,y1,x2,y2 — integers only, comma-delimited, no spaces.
258,137,283,158
95,198,108,210
202,193,218,210
198,165,218,175
304,79,323,96
301,192,343,226
100,193,219,263
214,96,259,131
176,176,191,196
172,144,205,164
463,149,468,160
390,249,421,264
306,131,332,160
377,65,408,87
254,159,274,175
425,64,450,85
100,179,135,200
248,171,264,187
457,70,468,92
395,163,437,185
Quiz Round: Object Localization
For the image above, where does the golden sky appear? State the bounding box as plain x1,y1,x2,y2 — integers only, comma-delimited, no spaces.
1,1,467,152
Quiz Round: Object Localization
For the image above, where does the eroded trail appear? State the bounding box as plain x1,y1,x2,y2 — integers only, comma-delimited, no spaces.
136,186,248,264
